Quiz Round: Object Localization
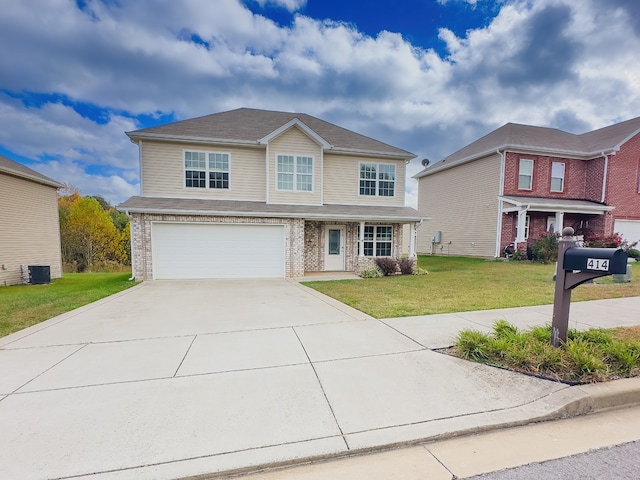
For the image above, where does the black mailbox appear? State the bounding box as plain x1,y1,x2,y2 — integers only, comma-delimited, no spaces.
563,247,628,274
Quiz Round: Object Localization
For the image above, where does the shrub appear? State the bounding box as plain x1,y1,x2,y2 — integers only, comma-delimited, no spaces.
532,233,559,264
412,267,429,276
627,248,640,262
456,330,492,362
359,266,383,278
397,257,416,275
374,257,398,276
584,232,624,248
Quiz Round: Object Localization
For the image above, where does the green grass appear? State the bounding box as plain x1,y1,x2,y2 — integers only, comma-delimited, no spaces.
0,273,136,338
454,322,640,383
304,256,640,318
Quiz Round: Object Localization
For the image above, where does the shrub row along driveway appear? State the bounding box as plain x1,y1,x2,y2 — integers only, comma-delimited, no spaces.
1,279,638,480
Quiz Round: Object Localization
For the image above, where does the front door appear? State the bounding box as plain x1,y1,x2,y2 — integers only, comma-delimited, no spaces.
324,225,345,271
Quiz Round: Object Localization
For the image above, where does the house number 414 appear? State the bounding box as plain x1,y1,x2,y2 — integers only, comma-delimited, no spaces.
586,258,609,271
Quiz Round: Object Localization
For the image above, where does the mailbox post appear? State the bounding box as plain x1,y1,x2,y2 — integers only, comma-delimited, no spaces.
551,227,628,347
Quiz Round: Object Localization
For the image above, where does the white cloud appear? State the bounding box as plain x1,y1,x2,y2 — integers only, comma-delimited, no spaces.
0,0,639,204
255,0,306,12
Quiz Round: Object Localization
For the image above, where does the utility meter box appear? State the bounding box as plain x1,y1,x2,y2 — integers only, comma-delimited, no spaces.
563,247,628,275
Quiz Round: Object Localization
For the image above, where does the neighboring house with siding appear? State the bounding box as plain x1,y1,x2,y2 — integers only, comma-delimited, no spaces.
0,155,63,286
119,108,421,280
415,116,640,257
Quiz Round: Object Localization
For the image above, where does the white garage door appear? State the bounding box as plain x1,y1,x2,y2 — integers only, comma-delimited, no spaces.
615,220,640,247
152,223,285,279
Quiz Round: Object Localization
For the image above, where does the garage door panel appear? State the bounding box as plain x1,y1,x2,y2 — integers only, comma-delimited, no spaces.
152,223,285,279
615,220,640,247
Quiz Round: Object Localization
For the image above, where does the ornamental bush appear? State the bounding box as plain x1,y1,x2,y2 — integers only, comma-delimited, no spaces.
359,266,383,278
397,257,416,275
374,257,398,276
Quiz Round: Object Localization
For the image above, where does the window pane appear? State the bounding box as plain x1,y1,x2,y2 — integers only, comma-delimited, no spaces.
518,159,533,189
278,172,294,190
551,162,564,192
185,170,206,188
377,226,392,241
378,181,394,196
360,180,376,195
364,242,374,256
296,174,312,191
328,229,340,255
209,172,229,189
364,226,374,240
376,242,392,257
278,155,294,172
360,163,376,179
378,164,395,181
296,156,313,174
209,153,229,171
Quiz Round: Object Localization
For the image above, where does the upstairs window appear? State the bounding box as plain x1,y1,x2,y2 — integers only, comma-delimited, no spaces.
518,159,533,190
185,151,229,189
185,151,206,188
551,162,565,192
277,155,314,191
359,163,396,196
209,153,229,189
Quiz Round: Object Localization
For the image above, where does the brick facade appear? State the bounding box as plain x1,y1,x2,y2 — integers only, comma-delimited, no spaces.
132,214,407,279
500,133,640,250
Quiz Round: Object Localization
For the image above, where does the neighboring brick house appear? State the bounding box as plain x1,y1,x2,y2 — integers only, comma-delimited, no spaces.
415,116,640,257
0,155,63,286
119,108,421,280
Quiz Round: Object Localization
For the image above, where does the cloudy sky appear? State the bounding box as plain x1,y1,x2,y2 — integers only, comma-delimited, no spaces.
1,0,639,208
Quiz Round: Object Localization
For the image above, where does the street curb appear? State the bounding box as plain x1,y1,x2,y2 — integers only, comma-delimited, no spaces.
179,378,640,480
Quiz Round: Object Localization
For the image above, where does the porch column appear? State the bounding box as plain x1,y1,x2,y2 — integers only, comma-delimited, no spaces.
516,209,527,243
409,223,416,257
359,221,365,257
555,211,564,234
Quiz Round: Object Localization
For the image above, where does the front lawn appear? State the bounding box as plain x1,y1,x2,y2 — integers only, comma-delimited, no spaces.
304,256,640,318
0,273,136,338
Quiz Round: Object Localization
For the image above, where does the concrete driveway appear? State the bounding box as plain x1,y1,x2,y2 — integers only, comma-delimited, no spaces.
0,280,604,480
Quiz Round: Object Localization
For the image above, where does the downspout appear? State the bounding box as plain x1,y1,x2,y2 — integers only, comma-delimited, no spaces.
494,149,506,257
600,151,609,203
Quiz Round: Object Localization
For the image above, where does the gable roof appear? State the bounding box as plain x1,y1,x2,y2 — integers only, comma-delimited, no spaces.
415,115,640,178
127,108,415,159
0,154,63,188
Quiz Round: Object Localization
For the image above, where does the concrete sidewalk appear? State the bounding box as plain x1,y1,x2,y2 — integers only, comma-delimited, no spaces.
0,281,638,480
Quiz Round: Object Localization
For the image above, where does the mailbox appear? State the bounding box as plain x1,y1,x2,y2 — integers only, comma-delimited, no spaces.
563,247,628,274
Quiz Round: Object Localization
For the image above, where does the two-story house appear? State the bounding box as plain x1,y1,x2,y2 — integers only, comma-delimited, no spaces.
415,116,640,257
119,108,421,280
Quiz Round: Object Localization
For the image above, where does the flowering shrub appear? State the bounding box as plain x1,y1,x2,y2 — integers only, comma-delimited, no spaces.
532,233,559,264
584,232,624,248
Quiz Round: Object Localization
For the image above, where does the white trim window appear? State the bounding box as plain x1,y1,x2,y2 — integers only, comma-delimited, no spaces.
209,153,229,189
184,151,206,188
184,151,229,189
359,163,396,197
550,162,565,192
518,159,534,190
277,155,313,191
358,225,393,257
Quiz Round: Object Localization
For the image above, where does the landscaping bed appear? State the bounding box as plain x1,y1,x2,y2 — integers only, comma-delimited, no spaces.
449,321,640,384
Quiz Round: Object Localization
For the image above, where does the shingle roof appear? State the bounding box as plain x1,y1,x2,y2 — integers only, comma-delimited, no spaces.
416,116,640,178
0,154,63,188
118,196,422,222
127,108,415,159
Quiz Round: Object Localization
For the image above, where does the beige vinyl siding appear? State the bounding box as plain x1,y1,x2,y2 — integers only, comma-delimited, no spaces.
0,174,62,286
141,140,266,201
268,127,322,205
323,154,406,207
417,154,501,257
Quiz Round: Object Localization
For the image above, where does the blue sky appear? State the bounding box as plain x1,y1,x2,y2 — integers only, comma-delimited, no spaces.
1,0,639,207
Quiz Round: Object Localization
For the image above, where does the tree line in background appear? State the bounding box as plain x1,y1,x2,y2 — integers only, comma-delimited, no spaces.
58,185,131,272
